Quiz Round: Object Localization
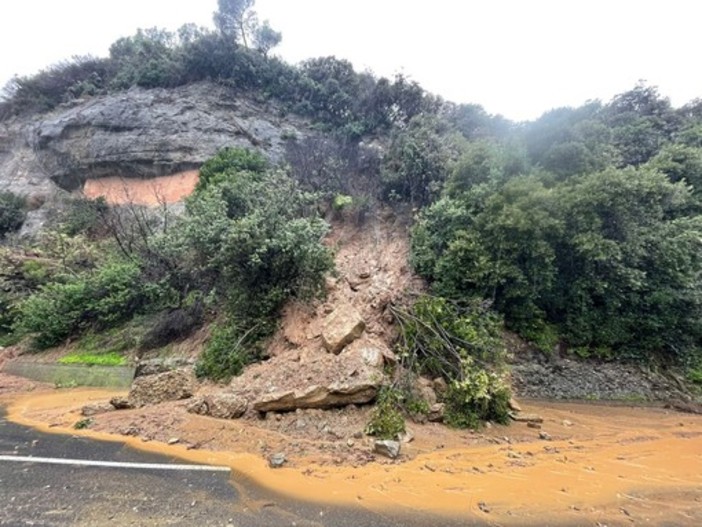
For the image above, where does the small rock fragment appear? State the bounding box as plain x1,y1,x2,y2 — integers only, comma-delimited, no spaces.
539,431,552,441
109,396,133,410
509,412,543,423
398,429,414,444
508,397,522,412
81,402,114,417
269,453,286,468
373,440,401,459
427,403,445,422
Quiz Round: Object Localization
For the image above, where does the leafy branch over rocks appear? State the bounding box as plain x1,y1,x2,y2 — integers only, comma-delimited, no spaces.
366,294,511,433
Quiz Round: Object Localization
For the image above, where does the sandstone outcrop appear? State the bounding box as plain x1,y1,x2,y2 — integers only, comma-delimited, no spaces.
0,82,309,236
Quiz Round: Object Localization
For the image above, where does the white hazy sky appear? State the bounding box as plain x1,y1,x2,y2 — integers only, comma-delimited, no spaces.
0,0,699,121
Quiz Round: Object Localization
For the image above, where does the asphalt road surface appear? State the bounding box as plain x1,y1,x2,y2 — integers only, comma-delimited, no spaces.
0,410,470,527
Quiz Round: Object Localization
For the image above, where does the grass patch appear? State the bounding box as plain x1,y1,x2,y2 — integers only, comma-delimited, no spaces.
74,418,93,429
59,351,127,367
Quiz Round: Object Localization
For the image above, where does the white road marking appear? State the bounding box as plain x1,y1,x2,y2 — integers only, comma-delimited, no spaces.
0,455,230,472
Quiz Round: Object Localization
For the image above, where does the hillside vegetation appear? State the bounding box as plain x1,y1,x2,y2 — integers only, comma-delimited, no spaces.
2,0,702,429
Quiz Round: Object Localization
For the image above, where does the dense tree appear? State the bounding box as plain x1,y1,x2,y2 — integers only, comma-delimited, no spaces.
0,192,26,238
647,144,702,192
381,115,453,206
252,20,282,57
109,28,181,88
412,166,702,361
604,83,681,166
213,0,256,46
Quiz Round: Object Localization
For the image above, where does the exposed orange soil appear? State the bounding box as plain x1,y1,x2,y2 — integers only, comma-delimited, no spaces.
82,170,199,205
3,382,702,526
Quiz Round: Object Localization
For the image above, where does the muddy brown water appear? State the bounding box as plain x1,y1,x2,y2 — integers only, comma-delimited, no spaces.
3,389,702,526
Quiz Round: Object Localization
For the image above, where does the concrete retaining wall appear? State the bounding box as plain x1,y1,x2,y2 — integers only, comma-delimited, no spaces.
2,361,135,388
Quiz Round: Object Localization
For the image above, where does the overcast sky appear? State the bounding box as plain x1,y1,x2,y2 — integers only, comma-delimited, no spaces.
1,0,699,121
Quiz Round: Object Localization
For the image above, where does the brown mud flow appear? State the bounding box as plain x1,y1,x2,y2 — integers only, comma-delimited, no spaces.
2,387,702,526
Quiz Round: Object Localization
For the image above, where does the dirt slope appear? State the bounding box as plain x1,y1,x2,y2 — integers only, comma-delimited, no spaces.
219,210,424,406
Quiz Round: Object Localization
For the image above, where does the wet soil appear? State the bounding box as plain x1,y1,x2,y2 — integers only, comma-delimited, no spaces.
2,374,701,526
82,171,199,206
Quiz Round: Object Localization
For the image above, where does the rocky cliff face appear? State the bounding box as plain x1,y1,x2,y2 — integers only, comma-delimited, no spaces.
0,81,307,199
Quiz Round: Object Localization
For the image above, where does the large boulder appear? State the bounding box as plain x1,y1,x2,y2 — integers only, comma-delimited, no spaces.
253,381,378,413
128,369,195,407
249,344,385,413
321,305,366,354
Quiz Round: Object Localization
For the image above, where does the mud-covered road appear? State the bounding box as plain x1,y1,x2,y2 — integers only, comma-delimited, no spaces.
2,382,702,526
0,409,470,527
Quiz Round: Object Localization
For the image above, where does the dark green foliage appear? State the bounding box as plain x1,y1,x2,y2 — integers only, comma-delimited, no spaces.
59,197,108,237
0,56,110,116
196,147,267,192
647,144,702,192
381,115,452,206
447,103,512,141
445,140,526,197
0,191,26,238
604,84,681,167
0,292,19,343
298,57,359,126
412,166,702,362
187,149,333,379
109,28,182,89
17,261,155,349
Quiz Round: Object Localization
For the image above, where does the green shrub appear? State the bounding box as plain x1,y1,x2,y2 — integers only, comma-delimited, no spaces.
412,167,702,363
0,292,18,337
365,387,406,439
392,294,509,428
0,191,26,238
195,320,258,381
381,115,451,206
74,418,93,429
59,197,108,237
332,194,353,210
17,261,154,349
394,295,505,374
444,357,511,429
196,147,267,192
